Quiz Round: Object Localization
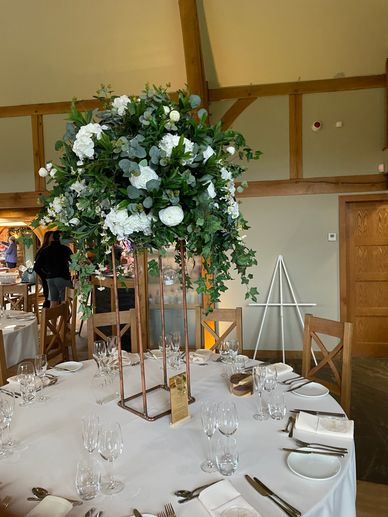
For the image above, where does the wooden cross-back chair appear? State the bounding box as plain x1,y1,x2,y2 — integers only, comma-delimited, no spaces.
302,313,353,415
39,303,68,366
65,287,78,360
0,330,19,386
27,276,45,323
0,283,28,311
200,307,243,352
87,309,137,359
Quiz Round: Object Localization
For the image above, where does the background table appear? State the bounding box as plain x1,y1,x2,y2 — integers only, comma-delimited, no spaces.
0,310,38,368
0,359,356,516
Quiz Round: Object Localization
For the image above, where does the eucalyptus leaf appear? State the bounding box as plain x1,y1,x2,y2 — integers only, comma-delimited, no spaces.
127,185,141,199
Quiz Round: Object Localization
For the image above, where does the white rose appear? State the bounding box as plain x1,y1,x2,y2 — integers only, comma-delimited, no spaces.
207,181,216,199
203,146,215,162
159,205,184,227
38,167,48,177
130,165,159,190
69,217,80,226
169,110,180,122
226,146,235,155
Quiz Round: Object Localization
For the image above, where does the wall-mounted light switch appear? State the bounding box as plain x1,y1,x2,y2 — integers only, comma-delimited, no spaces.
328,233,337,241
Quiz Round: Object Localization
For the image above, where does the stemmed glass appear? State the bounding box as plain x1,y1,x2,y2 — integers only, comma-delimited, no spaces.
0,394,14,458
253,365,268,421
217,401,239,437
226,340,239,363
34,353,48,401
93,341,107,372
200,402,218,473
170,331,181,369
17,361,36,406
98,422,124,494
82,414,100,454
1,389,15,448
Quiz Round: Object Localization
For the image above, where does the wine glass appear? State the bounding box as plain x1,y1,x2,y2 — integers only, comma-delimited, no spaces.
217,401,239,437
253,365,268,421
0,394,14,458
227,340,239,362
98,422,124,494
82,414,99,454
200,402,218,473
34,353,48,401
93,340,107,372
17,361,36,406
170,331,181,368
1,389,15,448
219,341,230,363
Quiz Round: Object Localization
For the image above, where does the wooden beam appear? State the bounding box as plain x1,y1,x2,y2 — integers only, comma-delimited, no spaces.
178,0,208,109
237,174,388,197
0,191,45,209
31,115,46,191
0,99,101,119
0,208,38,220
289,95,303,179
209,74,385,101
221,98,257,129
384,58,388,150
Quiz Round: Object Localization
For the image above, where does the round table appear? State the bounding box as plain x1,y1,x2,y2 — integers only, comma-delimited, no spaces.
0,310,38,368
0,359,356,516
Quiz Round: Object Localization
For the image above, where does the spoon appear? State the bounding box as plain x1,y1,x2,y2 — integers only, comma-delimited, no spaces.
32,487,83,505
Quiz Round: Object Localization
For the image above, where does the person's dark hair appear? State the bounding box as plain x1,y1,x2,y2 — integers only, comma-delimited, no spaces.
52,231,61,242
41,230,53,248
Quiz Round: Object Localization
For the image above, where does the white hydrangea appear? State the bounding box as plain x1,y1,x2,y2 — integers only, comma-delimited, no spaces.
207,181,216,199
221,167,232,181
69,217,80,226
70,179,87,196
72,123,107,160
227,201,239,219
226,146,236,155
129,165,159,190
203,145,215,162
159,133,194,162
104,208,152,240
112,95,131,116
159,205,184,227
38,167,49,177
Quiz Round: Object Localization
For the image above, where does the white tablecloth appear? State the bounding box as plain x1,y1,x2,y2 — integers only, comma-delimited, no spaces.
0,311,38,368
0,359,356,517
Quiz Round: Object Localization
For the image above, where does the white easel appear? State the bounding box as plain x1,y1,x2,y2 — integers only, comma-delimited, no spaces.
249,255,316,362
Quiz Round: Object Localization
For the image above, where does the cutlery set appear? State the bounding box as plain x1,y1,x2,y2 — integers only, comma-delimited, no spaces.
245,475,301,517
84,508,104,517
174,479,220,503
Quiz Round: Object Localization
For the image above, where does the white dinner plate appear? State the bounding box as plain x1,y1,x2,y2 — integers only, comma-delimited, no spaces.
287,447,342,480
292,382,329,398
129,514,157,517
54,361,83,372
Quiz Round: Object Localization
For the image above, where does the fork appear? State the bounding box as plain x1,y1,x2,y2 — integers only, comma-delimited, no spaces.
164,503,177,517
294,438,348,452
0,496,11,510
157,512,166,517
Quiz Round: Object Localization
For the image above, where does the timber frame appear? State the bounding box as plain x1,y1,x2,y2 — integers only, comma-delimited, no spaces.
0,0,387,211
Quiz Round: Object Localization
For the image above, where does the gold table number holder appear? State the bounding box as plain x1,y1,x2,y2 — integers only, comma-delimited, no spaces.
112,240,195,421
169,372,190,426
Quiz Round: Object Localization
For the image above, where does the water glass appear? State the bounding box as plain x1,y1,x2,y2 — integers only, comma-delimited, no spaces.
82,414,100,453
98,422,124,494
215,435,239,476
227,340,239,362
17,362,36,406
219,341,230,363
264,365,278,392
93,340,107,372
200,401,218,473
217,401,239,437
91,371,117,405
268,390,287,420
75,457,101,500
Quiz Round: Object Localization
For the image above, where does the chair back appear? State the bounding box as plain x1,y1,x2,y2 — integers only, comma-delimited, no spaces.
302,313,353,415
200,307,243,351
28,276,45,323
0,283,28,311
39,303,68,365
65,287,78,360
87,309,137,359
0,330,15,385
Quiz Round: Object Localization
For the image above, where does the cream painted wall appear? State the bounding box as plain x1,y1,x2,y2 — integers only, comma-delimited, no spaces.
220,195,340,353
200,0,388,87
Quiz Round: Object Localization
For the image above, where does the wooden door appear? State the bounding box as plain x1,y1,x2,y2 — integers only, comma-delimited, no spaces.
340,194,388,356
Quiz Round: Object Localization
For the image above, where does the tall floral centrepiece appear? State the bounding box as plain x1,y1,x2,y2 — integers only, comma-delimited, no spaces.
34,85,261,317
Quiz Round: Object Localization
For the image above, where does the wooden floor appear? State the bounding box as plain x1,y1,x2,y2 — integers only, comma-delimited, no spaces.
356,481,388,516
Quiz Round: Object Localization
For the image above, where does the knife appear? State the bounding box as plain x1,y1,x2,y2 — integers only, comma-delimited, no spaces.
290,409,346,418
286,380,313,393
253,477,301,517
282,448,345,457
245,475,298,517
133,510,143,517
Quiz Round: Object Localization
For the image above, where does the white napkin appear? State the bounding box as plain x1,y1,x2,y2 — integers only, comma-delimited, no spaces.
190,350,214,364
25,495,72,517
271,362,293,380
295,411,354,439
199,480,262,517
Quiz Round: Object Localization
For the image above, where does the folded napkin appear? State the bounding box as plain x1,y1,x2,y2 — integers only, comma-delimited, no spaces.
295,411,354,439
108,351,140,367
190,350,214,364
199,480,262,517
271,362,293,380
25,495,72,517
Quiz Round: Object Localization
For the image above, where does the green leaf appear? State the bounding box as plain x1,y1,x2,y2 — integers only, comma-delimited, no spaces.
146,179,161,191
143,196,153,208
127,185,141,199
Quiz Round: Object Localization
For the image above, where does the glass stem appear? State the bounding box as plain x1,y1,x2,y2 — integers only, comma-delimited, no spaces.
107,460,115,487
0,429,4,455
5,423,12,446
207,435,213,463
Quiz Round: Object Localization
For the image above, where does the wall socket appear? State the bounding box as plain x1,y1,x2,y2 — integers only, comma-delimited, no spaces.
328,232,337,241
